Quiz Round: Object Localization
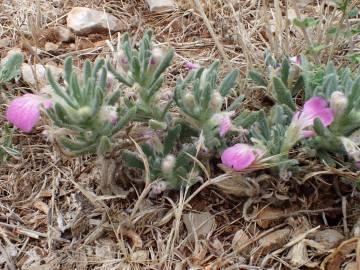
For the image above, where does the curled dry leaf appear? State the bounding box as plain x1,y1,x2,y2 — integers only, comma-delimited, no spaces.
256,206,284,229
232,229,251,255
214,174,260,197
252,227,291,260
321,237,359,270
183,211,216,241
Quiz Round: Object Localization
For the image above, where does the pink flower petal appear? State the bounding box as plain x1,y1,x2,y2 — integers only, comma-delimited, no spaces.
6,94,43,133
185,61,200,70
221,144,257,171
301,97,334,127
355,161,360,169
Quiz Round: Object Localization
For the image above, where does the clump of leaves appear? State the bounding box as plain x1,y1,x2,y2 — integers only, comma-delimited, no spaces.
46,56,136,156
174,61,239,151
107,30,174,127
0,53,23,89
122,125,199,190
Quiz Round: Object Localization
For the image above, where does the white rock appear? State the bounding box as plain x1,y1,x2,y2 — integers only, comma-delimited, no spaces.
56,26,75,43
67,7,122,35
44,42,59,52
146,0,176,12
21,64,62,85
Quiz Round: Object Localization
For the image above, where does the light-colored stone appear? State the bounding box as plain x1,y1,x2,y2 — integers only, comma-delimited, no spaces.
56,26,75,43
67,7,122,35
312,229,344,250
21,64,62,85
146,0,176,12
44,42,59,52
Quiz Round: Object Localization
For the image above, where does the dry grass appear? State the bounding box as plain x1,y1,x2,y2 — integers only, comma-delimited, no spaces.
1,0,360,269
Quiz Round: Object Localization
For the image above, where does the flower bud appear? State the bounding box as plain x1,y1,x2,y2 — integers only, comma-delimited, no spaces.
117,50,129,73
330,91,348,118
184,93,195,109
77,106,92,121
210,92,223,112
149,119,167,130
99,106,118,125
161,154,176,175
149,181,167,197
149,47,165,72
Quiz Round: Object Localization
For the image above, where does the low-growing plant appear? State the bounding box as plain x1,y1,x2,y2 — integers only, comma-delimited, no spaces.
107,30,174,127
122,124,199,192
174,61,239,151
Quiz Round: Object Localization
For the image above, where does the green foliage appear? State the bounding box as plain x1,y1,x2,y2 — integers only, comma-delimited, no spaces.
122,125,199,190
174,61,239,150
0,124,20,163
46,56,136,156
293,17,319,29
0,53,23,88
107,30,174,125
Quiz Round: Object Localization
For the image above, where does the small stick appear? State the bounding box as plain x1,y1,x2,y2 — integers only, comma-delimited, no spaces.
0,222,69,243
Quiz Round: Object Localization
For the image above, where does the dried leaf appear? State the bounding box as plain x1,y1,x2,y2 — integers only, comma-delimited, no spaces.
256,207,284,229
232,229,250,254
183,212,216,241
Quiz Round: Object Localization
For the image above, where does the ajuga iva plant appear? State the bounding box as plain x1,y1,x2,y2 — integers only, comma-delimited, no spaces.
121,124,199,192
107,30,174,128
0,53,23,89
45,56,136,156
249,51,360,167
174,61,239,151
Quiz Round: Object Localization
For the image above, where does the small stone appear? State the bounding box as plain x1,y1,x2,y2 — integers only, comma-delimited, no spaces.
56,26,75,43
21,64,46,85
256,207,284,229
44,42,59,52
21,63,62,86
146,0,176,12
312,229,344,250
67,7,122,35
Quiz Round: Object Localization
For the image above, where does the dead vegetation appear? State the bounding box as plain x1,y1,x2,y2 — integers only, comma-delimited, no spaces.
1,0,360,269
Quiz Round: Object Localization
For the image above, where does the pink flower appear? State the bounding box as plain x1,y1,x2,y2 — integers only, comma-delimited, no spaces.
355,161,360,168
221,143,264,171
6,94,53,133
291,96,334,139
185,61,200,70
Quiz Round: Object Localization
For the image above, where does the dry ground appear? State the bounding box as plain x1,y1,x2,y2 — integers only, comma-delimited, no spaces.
1,0,360,269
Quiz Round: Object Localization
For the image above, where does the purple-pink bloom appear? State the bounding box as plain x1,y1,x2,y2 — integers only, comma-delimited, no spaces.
291,96,334,138
185,61,200,70
355,161,360,169
6,94,52,133
221,143,263,171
